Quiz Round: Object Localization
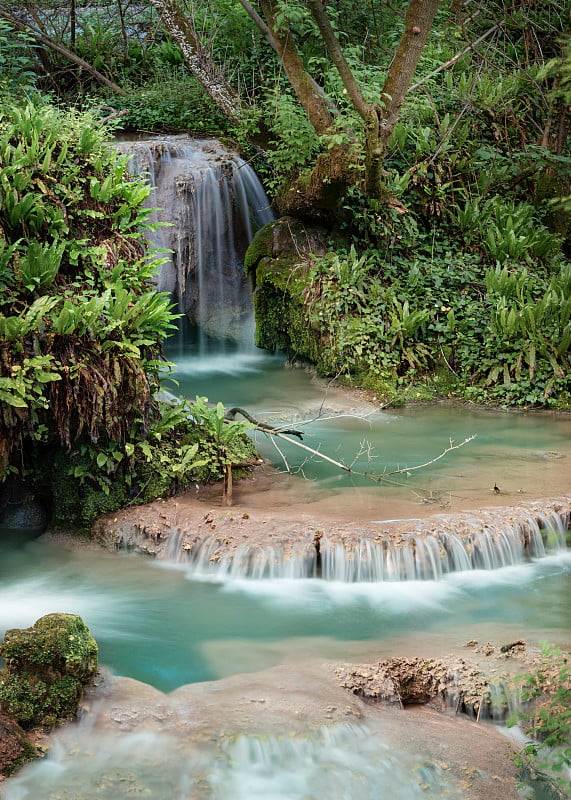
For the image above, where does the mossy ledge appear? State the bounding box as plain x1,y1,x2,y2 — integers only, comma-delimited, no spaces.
245,216,339,374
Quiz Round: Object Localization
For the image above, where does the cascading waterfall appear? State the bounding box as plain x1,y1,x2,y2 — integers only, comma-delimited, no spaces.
164,505,569,581
115,136,274,342
208,723,460,799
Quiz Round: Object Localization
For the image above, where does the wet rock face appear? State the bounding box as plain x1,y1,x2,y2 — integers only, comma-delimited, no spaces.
0,711,36,777
0,481,49,541
0,613,98,728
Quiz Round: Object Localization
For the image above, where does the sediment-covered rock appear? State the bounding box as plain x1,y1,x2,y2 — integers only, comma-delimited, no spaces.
336,644,532,721
93,491,570,581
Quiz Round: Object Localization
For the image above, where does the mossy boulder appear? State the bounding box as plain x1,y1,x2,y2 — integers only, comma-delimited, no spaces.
0,613,98,728
245,217,338,372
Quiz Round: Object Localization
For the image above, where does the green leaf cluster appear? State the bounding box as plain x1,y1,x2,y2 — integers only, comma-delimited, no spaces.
508,644,571,794
0,98,177,483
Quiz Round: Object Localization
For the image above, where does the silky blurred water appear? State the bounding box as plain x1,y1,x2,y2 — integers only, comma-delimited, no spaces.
1,318,570,800
163,317,571,497
1,541,569,691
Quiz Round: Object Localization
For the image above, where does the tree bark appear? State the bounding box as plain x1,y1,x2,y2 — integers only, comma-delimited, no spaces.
258,0,334,134
366,0,441,198
237,0,339,115
148,0,244,122
306,0,371,122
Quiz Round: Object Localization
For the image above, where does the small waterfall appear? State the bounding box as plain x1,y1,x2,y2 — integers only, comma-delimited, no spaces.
165,529,318,579
115,136,273,341
209,723,458,799
164,504,570,582
446,673,523,723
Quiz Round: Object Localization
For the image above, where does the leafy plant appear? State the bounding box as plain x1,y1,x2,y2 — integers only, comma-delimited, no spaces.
0,21,37,95
508,644,571,794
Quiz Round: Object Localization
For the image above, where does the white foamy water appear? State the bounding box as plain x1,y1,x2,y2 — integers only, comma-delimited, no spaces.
173,351,271,376
0,576,116,632
2,722,464,800
209,724,459,800
183,549,571,619
216,574,460,615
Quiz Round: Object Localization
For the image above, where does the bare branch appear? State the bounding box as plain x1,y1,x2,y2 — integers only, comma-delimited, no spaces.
259,426,476,483
383,435,477,476
409,24,501,92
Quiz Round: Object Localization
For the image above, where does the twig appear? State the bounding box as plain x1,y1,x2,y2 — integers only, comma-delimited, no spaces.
383,435,476,476
409,24,500,92
265,429,475,482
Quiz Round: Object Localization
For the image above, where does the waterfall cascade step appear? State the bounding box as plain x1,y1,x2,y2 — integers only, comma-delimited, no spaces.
162,502,570,582
115,135,273,340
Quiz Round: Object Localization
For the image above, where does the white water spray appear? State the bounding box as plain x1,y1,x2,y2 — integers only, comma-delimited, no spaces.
165,507,569,582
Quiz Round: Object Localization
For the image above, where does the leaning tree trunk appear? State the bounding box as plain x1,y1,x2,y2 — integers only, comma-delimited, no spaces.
149,0,244,122
257,0,361,215
258,0,334,135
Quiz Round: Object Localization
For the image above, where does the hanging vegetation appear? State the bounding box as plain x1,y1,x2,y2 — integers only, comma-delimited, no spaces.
0,100,256,525
0,100,173,473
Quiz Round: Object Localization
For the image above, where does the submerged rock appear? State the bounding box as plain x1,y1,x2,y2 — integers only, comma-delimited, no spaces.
0,613,98,728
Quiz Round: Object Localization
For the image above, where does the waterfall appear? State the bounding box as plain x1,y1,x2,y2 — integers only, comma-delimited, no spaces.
164,505,570,582
115,136,274,341
208,723,457,799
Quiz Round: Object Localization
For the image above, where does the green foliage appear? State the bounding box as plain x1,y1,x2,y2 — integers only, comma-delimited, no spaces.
305,248,433,380
253,225,571,407
265,92,321,186
508,644,571,794
108,71,230,134
451,198,562,264
0,99,179,490
0,21,37,96
189,396,255,465
29,395,256,528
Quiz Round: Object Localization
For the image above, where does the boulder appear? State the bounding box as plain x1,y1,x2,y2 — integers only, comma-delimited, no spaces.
0,480,49,542
0,613,98,728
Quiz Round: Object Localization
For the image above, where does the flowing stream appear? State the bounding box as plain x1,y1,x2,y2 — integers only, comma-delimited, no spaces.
1,139,570,800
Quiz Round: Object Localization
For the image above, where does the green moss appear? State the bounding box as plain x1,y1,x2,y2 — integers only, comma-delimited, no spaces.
244,223,278,276
3,740,38,777
0,614,98,728
252,257,338,373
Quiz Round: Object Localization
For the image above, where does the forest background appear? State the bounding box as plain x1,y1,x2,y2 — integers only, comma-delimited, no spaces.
1,3,571,783
0,0,571,528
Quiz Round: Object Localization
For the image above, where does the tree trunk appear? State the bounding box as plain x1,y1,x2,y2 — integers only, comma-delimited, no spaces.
222,462,233,506
258,0,334,134
148,0,244,122
366,0,441,198
306,0,371,122
306,0,441,200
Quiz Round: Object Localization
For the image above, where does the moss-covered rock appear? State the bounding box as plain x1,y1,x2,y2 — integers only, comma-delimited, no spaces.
0,711,37,777
245,217,338,372
0,613,98,728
